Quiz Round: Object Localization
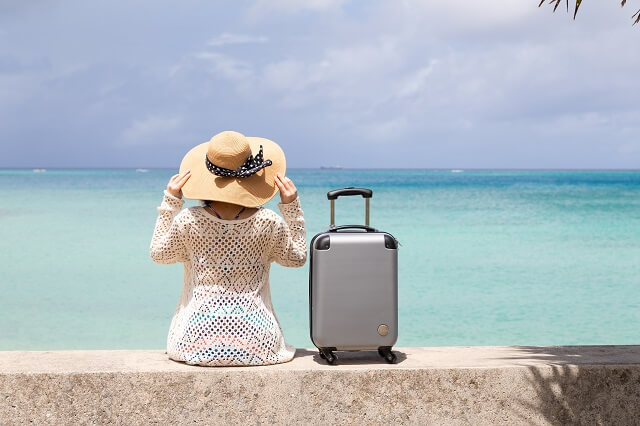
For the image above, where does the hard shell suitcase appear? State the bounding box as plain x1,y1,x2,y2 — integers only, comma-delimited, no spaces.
309,187,399,365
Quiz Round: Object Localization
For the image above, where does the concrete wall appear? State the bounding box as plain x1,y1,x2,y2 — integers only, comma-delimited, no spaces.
1,346,640,425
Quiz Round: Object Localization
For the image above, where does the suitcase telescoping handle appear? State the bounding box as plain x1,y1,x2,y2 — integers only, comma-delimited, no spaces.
327,187,372,227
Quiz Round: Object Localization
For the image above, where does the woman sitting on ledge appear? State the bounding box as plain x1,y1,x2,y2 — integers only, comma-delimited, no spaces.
150,131,307,366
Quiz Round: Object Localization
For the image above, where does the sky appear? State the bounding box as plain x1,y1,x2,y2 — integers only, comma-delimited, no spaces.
0,0,639,169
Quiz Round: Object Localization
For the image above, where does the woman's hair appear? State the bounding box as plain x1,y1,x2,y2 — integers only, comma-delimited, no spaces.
200,199,257,208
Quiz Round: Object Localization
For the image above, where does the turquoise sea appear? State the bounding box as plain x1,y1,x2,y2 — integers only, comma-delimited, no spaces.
1,169,639,350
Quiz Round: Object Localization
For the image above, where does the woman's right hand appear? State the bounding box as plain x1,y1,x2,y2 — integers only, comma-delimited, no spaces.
275,173,298,204
166,169,191,199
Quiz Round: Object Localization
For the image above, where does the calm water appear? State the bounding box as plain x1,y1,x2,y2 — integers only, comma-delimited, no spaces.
1,169,639,350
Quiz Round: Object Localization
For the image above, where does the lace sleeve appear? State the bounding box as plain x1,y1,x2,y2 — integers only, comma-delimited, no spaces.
150,190,189,264
269,196,307,267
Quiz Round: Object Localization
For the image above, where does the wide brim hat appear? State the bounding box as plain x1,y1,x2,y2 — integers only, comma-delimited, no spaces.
179,131,286,207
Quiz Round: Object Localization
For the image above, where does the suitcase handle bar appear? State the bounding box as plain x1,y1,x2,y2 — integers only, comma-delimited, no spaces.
327,187,373,227
328,224,378,233
327,187,372,200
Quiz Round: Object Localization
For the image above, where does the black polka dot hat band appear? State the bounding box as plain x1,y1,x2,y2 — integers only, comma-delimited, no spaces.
205,145,273,178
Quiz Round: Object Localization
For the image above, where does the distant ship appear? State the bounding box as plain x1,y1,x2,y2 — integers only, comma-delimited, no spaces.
450,169,464,173
32,168,47,173
320,165,343,170
135,168,149,173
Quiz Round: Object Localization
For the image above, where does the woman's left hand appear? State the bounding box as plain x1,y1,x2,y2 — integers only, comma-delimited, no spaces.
275,173,298,204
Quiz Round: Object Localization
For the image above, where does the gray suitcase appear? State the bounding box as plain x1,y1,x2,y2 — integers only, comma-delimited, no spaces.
309,187,399,364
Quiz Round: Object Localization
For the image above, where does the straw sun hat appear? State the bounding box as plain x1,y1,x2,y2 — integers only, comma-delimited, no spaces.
179,131,286,207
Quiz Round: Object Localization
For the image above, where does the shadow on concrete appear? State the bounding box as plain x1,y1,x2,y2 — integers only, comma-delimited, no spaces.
493,345,640,366
295,348,408,365
496,346,640,425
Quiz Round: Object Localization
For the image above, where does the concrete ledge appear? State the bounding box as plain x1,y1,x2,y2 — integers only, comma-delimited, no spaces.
2,346,640,424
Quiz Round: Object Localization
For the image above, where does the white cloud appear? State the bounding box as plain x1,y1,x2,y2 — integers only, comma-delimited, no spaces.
408,0,532,24
208,33,268,47
4,0,640,167
121,115,182,145
260,37,406,109
193,51,254,81
359,116,408,141
396,60,439,99
554,112,612,129
183,1,640,147
249,0,345,18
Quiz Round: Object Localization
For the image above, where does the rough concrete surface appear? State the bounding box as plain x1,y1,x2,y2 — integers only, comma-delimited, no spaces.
1,346,640,425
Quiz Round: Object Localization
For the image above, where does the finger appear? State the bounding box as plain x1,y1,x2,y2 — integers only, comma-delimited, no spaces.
282,177,294,191
274,175,285,190
177,175,191,186
177,169,191,181
284,177,295,189
169,173,180,182
176,172,191,188
173,169,189,182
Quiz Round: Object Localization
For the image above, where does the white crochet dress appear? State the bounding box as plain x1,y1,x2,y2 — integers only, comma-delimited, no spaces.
150,190,307,366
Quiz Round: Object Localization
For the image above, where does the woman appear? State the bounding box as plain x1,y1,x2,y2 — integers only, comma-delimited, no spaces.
150,130,307,366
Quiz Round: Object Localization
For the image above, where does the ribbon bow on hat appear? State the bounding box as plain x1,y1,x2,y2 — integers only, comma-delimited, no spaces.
205,145,273,178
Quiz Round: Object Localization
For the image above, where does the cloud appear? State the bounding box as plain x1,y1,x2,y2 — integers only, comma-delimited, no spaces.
249,0,346,17
193,52,254,81
208,33,268,47
121,115,183,146
359,116,408,142
396,60,439,99
169,0,640,167
2,0,640,167
259,37,406,109
400,0,532,27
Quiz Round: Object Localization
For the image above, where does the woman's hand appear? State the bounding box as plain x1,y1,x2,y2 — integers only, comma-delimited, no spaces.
275,173,298,204
166,169,191,199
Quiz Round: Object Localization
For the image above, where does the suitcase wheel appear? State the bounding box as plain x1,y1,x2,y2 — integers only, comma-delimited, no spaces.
378,347,397,364
319,348,337,365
